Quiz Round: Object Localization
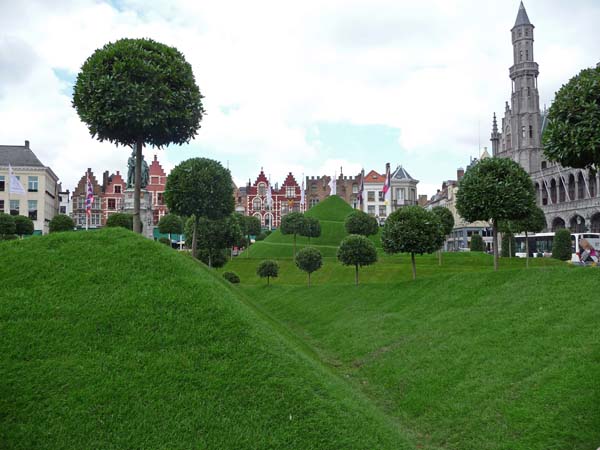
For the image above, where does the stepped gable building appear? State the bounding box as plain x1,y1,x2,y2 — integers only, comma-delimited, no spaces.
246,169,303,229
72,169,103,228
146,155,168,225
305,169,361,208
491,2,600,233
100,170,126,225
0,140,60,234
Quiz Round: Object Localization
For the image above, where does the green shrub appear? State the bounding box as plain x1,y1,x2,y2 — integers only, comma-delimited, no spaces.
552,228,572,261
338,234,377,285
255,232,267,241
158,237,172,246
295,247,323,286
257,260,279,285
106,213,134,230
264,230,272,237
501,232,516,257
0,234,18,241
345,210,379,236
470,234,484,252
0,213,16,236
49,214,75,233
197,248,228,268
222,271,240,284
14,215,34,236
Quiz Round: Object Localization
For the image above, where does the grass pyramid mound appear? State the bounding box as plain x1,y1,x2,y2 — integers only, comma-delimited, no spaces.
0,229,408,449
247,196,370,258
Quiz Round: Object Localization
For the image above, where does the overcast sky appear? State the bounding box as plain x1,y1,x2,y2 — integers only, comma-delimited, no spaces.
1,0,599,196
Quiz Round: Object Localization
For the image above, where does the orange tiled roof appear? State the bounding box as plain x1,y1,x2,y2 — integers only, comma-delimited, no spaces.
364,170,385,184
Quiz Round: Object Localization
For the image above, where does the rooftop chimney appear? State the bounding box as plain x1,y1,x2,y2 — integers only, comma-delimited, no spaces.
457,167,465,181
25,140,30,148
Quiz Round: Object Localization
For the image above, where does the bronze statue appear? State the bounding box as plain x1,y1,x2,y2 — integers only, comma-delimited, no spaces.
127,150,149,189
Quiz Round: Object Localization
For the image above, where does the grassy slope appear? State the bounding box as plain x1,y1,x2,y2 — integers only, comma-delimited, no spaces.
0,229,411,449
246,196,381,259
236,263,600,450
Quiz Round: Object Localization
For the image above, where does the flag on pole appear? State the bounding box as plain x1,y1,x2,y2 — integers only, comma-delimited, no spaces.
85,173,94,216
329,173,337,196
357,169,364,208
300,174,305,210
266,177,273,209
383,163,391,205
8,164,26,195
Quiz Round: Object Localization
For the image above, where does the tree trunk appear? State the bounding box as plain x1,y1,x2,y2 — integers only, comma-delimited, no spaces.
509,236,512,259
191,215,198,259
208,252,212,268
133,139,143,234
492,220,499,271
308,272,311,287
411,252,416,280
355,265,359,286
525,231,529,268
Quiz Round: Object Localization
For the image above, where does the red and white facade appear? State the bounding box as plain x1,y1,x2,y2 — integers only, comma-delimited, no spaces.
147,155,168,225
246,170,305,229
101,171,126,225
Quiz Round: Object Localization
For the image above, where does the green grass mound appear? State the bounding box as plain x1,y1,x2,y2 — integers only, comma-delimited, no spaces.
304,195,355,222
0,229,409,449
241,265,600,450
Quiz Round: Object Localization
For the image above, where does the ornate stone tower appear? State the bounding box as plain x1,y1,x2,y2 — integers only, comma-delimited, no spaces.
493,1,543,174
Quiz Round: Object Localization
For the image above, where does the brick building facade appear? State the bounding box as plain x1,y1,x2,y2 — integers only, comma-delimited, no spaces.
101,171,126,225
305,170,362,209
72,169,103,228
146,155,168,225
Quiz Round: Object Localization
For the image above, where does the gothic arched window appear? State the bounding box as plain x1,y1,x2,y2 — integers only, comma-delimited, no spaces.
252,197,262,211
258,183,266,196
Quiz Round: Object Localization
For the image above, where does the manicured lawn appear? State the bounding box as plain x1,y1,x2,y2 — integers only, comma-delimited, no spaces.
0,229,410,449
238,265,600,450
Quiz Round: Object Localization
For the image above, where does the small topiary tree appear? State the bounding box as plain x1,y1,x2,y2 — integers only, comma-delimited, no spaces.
470,233,484,252
295,246,323,287
508,205,547,268
337,235,377,286
106,213,134,230
280,212,305,258
552,228,572,261
431,206,454,266
501,232,516,258
158,237,172,246
300,217,321,244
222,271,240,284
257,260,279,285
0,213,16,237
197,248,228,268
158,213,183,242
13,215,34,237
242,215,262,258
344,210,379,237
73,38,204,234
254,232,267,241
49,214,75,233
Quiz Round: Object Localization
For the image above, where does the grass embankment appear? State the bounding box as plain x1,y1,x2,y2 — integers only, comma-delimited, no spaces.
0,229,411,449
245,195,381,259
239,264,600,450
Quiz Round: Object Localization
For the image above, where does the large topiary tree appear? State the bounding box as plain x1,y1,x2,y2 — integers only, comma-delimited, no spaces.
184,215,241,268
257,260,279,285
543,66,600,171
337,234,377,286
165,158,234,259
73,38,204,234
0,213,16,238
49,214,75,233
552,228,572,261
381,206,445,280
431,206,454,266
300,216,321,244
242,215,262,258
456,157,535,271
280,212,305,258
106,213,134,230
344,210,379,237
13,215,34,237
295,246,323,287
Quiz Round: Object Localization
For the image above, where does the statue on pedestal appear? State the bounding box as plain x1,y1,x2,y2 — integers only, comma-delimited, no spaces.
127,150,150,189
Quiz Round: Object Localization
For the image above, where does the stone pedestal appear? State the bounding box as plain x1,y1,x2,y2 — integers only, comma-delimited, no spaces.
124,188,154,239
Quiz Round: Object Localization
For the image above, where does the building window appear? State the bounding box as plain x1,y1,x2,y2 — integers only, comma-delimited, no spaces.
91,213,101,226
529,125,533,138
518,29,522,37
28,200,37,220
286,186,295,198
519,50,523,61
281,203,289,214
77,197,84,210
310,198,319,207
367,191,375,202
525,49,529,61
368,205,375,215
541,161,547,170
157,192,164,205
114,185,121,194
92,198,100,209
525,29,529,36
151,176,159,185
0,199,4,212
397,188,405,201
378,191,384,201
10,199,19,216
108,198,116,210
258,183,266,196
253,197,262,210
60,206,66,214
28,176,38,192
352,184,358,193
379,205,386,216
0,175,4,191
522,126,526,139
310,184,317,193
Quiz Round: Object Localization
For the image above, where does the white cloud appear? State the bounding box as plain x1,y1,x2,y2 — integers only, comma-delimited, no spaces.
1,0,599,197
